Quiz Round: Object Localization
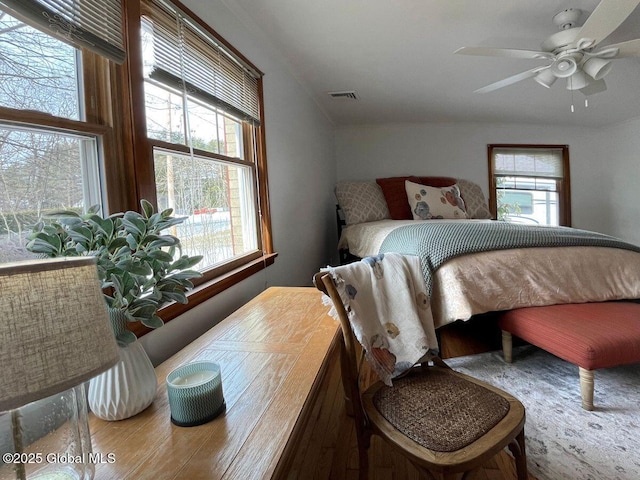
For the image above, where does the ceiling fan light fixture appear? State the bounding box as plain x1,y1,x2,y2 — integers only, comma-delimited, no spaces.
566,70,590,90
551,57,578,78
534,69,557,88
457,1,640,96
582,57,612,80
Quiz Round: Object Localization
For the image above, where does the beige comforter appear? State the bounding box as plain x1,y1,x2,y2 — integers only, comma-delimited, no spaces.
339,220,640,328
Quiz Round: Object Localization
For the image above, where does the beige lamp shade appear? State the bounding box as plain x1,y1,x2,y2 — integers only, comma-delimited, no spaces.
0,257,120,412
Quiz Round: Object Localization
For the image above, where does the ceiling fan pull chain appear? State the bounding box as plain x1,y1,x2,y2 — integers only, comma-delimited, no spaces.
570,77,575,113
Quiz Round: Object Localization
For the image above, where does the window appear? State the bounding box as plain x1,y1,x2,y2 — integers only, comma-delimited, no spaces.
153,148,258,267
131,0,274,324
488,145,571,226
0,8,113,262
0,0,273,331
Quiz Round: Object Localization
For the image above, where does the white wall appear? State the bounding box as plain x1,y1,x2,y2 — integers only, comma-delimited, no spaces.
335,122,612,235
596,116,640,244
141,0,336,366
138,0,640,365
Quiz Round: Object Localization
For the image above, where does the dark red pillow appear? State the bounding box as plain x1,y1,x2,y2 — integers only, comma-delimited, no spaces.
376,176,457,219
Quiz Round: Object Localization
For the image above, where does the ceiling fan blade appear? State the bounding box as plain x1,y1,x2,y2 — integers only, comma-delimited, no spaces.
575,0,640,47
474,67,547,94
580,78,607,96
454,46,553,60
600,38,640,57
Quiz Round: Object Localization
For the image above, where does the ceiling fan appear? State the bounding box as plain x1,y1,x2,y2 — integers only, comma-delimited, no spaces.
455,0,640,96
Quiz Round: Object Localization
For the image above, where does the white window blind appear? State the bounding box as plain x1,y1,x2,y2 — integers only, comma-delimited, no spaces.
493,147,564,179
143,0,261,125
0,0,126,63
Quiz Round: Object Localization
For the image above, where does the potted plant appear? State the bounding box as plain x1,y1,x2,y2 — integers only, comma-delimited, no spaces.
26,199,203,420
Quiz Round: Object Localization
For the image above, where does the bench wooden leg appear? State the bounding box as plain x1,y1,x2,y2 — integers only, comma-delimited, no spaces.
579,367,595,411
501,330,513,363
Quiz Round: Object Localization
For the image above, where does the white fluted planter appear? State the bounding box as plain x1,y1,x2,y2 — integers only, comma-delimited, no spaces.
88,309,157,421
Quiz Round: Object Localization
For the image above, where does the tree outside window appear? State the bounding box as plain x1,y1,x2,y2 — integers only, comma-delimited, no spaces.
0,11,102,263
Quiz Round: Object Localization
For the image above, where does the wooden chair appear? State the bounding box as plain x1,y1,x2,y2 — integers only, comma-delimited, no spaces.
314,272,528,480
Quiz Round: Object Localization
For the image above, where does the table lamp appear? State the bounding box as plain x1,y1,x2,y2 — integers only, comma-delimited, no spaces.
0,257,120,480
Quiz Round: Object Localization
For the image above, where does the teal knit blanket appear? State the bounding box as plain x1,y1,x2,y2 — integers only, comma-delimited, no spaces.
378,221,640,294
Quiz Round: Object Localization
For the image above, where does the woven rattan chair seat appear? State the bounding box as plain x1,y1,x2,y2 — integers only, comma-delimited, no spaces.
314,271,527,479
372,368,510,452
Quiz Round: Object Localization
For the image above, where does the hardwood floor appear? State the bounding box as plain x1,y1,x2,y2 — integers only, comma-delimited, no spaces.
285,342,537,480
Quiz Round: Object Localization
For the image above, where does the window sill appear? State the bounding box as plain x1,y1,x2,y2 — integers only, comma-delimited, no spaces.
129,252,278,338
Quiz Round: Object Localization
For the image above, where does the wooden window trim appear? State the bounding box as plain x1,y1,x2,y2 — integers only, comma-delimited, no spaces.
83,48,138,212
0,107,110,136
0,4,278,336
2,0,274,336
487,144,571,226
150,140,255,168
122,0,275,336
130,251,277,338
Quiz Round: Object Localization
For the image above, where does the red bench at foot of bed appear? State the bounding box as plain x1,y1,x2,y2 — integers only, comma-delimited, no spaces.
498,302,640,411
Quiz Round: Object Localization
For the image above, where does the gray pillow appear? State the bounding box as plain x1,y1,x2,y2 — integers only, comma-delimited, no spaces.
457,179,493,219
335,181,390,225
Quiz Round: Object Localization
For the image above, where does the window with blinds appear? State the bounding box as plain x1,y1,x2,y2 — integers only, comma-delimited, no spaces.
0,0,273,329
139,0,272,280
488,145,571,226
142,0,259,125
0,4,122,263
0,0,126,63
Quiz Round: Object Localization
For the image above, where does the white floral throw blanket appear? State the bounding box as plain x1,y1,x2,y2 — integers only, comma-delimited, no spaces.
323,253,439,385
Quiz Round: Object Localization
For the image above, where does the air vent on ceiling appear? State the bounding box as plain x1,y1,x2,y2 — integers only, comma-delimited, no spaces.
328,90,359,100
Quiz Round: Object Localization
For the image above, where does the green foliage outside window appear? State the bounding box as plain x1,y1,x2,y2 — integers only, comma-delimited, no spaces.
496,178,522,221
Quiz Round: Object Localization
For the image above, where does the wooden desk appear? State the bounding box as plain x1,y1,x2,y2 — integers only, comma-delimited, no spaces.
90,287,339,480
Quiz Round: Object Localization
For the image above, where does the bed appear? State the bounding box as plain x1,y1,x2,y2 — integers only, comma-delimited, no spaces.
334,176,640,333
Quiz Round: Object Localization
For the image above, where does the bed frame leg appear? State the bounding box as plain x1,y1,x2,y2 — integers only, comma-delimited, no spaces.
579,367,595,411
501,330,513,363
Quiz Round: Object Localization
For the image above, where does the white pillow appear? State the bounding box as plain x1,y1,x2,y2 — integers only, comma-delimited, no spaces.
405,180,468,220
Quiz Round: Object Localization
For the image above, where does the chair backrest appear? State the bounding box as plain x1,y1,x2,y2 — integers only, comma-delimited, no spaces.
313,271,368,425
313,272,528,480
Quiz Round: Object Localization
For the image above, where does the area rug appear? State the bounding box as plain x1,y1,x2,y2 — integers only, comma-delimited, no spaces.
446,346,640,480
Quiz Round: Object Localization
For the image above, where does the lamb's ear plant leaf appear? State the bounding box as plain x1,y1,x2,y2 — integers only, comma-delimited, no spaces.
116,330,137,347
141,315,164,329
141,199,154,219
148,250,175,262
88,204,101,215
44,209,81,218
26,233,62,255
25,200,203,339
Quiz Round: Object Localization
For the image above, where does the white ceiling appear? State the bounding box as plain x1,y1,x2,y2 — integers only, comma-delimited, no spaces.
221,0,640,128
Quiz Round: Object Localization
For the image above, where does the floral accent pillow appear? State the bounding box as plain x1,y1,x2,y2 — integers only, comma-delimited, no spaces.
405,180,468,220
